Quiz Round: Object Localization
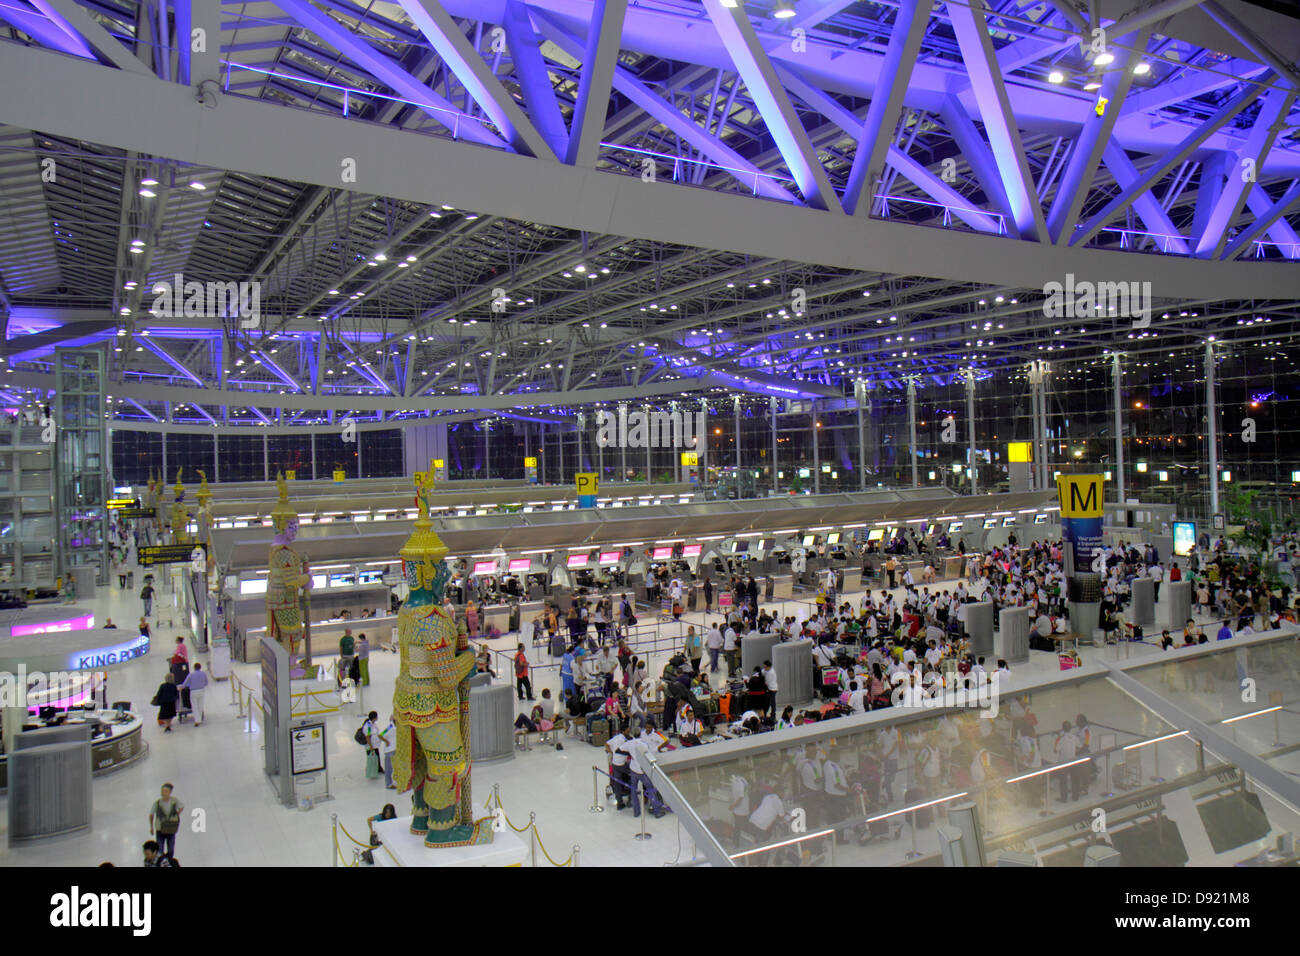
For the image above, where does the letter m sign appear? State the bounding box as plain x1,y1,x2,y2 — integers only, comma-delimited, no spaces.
1056,474,1104,518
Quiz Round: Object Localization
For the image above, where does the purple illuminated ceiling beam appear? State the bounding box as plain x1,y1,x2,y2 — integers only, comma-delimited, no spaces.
1222,179,1300,260
271,0,508,150
1193,87,1298,258
842,0,934,217
1046,27,1153,243
703,0,840,212
563,0,627,167
0,7,96,58
398,0,556,159
1190,152,1229,243
1100,142,1189,253
1199,2,1299,88
1246,185,1300,250
777,69,1001,232
945,0,1049,242
1074,77,1272,248
254,350,305,393
30,0,151,74
139,337,204,387
790,1,860,32
939,95,1013,222
536,13,797,202
502,0,569,157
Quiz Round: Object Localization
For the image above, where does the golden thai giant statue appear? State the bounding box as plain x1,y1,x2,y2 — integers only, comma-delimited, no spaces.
266,472,311,662
392,464,493,847
170,469,189,544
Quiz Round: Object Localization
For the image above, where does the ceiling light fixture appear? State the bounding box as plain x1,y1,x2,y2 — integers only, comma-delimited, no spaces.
772,0,796,19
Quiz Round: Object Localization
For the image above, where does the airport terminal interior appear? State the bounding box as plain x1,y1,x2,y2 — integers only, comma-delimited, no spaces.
0,0,1298,872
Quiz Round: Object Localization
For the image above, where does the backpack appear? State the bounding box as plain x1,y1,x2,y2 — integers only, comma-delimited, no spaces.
354,725,368,745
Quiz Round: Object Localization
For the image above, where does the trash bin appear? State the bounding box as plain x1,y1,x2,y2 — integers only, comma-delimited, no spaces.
127,571,135,589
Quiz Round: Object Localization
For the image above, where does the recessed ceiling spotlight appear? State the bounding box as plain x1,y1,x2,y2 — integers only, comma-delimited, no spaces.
1133,61,1151,75
1048,70,1065,84
188,180,207,190
1093,51,1115,66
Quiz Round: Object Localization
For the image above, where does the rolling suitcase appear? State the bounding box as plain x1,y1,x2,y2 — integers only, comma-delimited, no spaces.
589,717,610,747
550,633,565,657
905,787,932,828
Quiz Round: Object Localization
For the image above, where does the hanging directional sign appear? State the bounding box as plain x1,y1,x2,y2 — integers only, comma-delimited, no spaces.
138,543,207,567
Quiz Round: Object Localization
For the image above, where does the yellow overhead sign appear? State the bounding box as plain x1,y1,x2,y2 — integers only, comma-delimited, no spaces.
575,473,598,496
524,457,537,468
1056,474,1104,519
680,451,698,467
1007,442,1033,463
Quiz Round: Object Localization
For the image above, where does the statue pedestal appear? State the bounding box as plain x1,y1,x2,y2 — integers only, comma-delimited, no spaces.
372,817,529,867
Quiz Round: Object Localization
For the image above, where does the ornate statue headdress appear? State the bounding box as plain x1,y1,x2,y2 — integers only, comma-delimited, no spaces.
173,468,185,502
400,461,450,600
195,470,212,510
270,471,297,531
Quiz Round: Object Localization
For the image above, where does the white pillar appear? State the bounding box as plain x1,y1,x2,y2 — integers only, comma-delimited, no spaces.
1206,342,1219,517
1112,352,1125,505
812,400,821,494
855,380,867,492
907,377,919,488
733,395,741,471
966,369,977,496
771,397,778,494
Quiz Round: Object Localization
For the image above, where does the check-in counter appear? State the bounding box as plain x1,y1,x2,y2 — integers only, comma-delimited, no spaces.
242,613,398,663
841,568,862,593
770,574,793,600
943,556,965,579
0,712,145,791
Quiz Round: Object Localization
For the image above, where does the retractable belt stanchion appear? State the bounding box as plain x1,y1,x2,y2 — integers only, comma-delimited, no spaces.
590,766,605,813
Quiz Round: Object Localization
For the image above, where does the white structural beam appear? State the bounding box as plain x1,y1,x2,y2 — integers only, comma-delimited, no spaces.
703,0,842,212
563,0,628,167
945,0,1050,242
1,42,1298,298
842,0,934,216
31,0,152,75
398,0,557,159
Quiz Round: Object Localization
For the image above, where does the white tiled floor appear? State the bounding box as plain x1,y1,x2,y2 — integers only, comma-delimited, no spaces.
1,558,1190,868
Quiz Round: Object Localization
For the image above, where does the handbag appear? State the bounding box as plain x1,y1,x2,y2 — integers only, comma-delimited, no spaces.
150,693,160,707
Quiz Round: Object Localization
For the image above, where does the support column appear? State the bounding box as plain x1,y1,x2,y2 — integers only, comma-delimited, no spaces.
1112,352,1125,505
966,369,977,496
699,402,708,484
619,405,627,484
212,433,219,482
733,395,741,471
597,415,603,481
311,432,317,481
771,397,778,494
262,433,268,482
907,377,919,488
856,380,867,492
356,428,364,478
1206,342,1219,518
1039,364,1050,488
483,418,490,480
644,404,651,484
812,400,821,494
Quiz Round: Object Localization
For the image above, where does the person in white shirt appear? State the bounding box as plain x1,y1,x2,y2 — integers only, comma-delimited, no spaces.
1148,562,1164,603
705,623,724,673
378,715,398,788
1053,721,1081,802
729,773,751,836
625,725,666,819
822,748,851,843
878,725,902,801
924,642,942,668
902,645,917,665
723,624,739,675
606,730,632,810
796,743,825,825
180,663,209,725
847,681,867,714
746,784,787,848
761,661,779,719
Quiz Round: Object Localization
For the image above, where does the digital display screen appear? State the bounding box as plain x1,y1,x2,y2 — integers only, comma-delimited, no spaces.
240,579,268,596
567,553,591,569
1173,521,1196,557
1002,516,1016,527
598,551,621,565
652,546,673,560
681,544,702,558
802,535,816,547
733,541,749,554
867,529,884,542
508,558,532,572
756,539,773,552
1033,514,1047,524
328,572,355,586
983,518,997,529
948,521,963,533
472,561,498,575
826,532,841,545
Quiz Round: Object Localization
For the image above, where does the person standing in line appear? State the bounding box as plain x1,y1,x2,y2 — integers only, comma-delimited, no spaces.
762,660,779,720
380,715,398,789
1053,720,1080,802
683,625,703,675
597,645,618,698
878,724,902,802
606,728,631,810
703,577,714,613
140,580,155,617
338,629,355,684
514,642,534,701
560,645,576,699
356,634,371,686
723,623,739,676
148,782,183,859
823,748,851,844
180,663,209,725
154,673,180,732
363,710,382,780
886,556,897,590
705,621,724,673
